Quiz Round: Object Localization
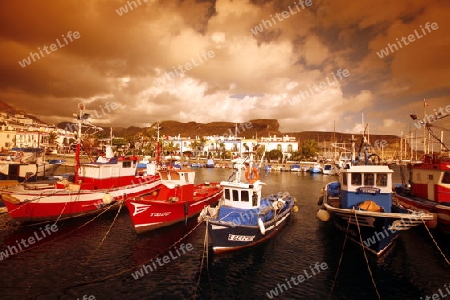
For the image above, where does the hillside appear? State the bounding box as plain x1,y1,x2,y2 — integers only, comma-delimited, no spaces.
56,119,401,146
285,131,401,146
0,99,400,145
0,99,47,124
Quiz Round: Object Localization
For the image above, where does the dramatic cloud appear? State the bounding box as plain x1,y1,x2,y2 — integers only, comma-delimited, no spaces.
0,0,448,140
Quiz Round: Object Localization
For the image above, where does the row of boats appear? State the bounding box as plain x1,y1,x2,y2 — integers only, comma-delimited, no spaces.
0,107,298,254
0,106,449,257
0,145,296,253
265,162,339,174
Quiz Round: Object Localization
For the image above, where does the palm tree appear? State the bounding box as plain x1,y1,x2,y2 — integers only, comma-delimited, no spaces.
268,149,283,162
301,139,319,159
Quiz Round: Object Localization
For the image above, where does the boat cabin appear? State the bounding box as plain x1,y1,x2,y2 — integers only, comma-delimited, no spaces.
410,155,450,203
220,181,263,210
72,156,141,189
216,181,268,226
337,165,393,212
159,170,195,187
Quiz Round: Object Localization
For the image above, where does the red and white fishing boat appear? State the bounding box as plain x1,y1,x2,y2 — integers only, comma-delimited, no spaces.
0,104,161,223
394,154,450,233
125,169,223,233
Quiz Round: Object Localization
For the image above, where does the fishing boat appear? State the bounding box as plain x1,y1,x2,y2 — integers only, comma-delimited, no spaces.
290,164,301,172
0,104,161,223
309,163,322,174
317,135,434,255
125,169,223,233
322,163,338,175
394,154,450,233
338,151,352,169
0,147,63,181
206,158,215,168
199,146,297,254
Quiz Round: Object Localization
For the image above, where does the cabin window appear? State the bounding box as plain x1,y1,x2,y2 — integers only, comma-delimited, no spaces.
123,161,132,168
351,173,361,185
252,192,258,206
224,189,230,200
342,173,347,186
442,172,450,184
364,173,375,186
376,174,388,187
232,189,239,201
428,174,433,180
241,191,249,202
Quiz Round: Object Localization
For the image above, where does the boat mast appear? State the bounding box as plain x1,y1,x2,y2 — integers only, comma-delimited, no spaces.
424,99,428,154
155,121,161,165
74,103,84,183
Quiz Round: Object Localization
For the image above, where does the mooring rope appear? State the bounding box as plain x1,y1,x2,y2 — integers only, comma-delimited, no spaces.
328,212,352,299
67,219,206,290
353,209,381,300
420,217,450,266
85,201,124,263
193,219,210,299
1,202,119,257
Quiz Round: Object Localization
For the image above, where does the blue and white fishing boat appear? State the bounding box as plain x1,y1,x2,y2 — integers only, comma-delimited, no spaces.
199,146,297,254
309,163,322,174
206,158,215,168
322,163,338,175
317,135,434,255
290,164,301,172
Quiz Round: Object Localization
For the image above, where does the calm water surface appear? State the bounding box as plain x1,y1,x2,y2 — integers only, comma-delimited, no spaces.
0,167,449,299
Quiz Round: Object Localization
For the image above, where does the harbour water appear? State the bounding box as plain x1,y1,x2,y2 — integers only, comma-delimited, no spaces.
0,167,449,299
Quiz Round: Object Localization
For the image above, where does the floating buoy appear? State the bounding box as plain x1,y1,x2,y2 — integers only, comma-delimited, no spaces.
317,209,330,221
102,193,113,205
292,205,299,213
258,218,266,235
425,213,438,229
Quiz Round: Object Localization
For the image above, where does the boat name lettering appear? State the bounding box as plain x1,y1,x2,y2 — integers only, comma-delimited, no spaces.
356,187,380,194
150,212,171,217
227,234,255,242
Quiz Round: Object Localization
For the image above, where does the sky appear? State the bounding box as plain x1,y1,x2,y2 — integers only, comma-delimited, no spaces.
0,0,449,139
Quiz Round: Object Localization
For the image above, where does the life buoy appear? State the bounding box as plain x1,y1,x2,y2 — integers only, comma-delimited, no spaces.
245,167,259,183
